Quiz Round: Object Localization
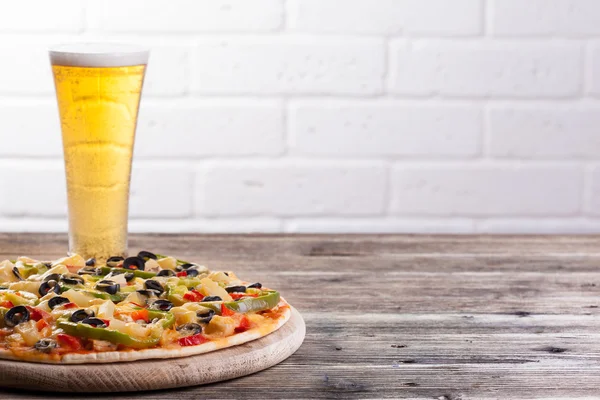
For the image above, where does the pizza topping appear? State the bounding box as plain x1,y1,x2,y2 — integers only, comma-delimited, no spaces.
157,269,176,277
225,285,246,294
38,280,60,297
144,280,164,296
60,273,84,286
196,308,215,324
137,251,157,261
70,309,94,323
247,282,262,289
12,267,23,281
0,252,285,357
122,257,145,271
106,256,124,268
81,317,108,328
56,333,82,351
4,305,30,327
95,280,120,295
177,333,208,347
202,296,222,302
176,323,202,337
149,299,173,312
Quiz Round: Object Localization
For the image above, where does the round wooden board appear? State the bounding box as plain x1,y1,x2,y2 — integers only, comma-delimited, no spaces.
0,307,305,393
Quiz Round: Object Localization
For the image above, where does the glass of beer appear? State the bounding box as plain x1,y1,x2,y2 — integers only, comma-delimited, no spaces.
49,44,149,261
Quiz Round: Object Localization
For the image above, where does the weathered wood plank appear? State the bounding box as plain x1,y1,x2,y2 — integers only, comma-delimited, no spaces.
0,234,600,399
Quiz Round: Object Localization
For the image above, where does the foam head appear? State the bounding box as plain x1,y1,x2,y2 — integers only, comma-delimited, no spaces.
49,43,149,67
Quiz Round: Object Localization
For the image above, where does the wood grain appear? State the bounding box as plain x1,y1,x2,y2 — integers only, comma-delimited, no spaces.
0,308,304,392
1,234,600,399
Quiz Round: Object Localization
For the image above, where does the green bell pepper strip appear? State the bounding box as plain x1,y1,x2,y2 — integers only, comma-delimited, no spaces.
59,284,125,303
199,291,280,315
98,266,157,279
57,310,175,349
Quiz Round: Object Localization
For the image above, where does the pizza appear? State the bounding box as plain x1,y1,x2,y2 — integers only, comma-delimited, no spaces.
0,251,290,364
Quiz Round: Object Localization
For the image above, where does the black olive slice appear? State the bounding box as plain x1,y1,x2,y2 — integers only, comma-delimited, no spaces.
34,338,57,353
149,299,173,312
176,263,196,272
225,285,246,293
137,251,157,261
144,280,164,295
12,267,23,281
247,282,262,289
4,305,29,327
48,296,70,310
106,256,125,267
85,258,96,266
42,273,61,283
70,309,94,323
196,309,215,324
60,273,84,285
78,266,101,275
42,262,53,268
202,296,222,302
223,272,229,277
157,269,176,277
81,317,107,328
176,323,202,336
184,269,199,278
124,272,135,282
39,280,60,297
96,280,119,295
122,257,145,271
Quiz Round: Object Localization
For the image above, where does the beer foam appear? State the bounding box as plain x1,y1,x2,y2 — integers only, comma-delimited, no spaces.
49,43,149,67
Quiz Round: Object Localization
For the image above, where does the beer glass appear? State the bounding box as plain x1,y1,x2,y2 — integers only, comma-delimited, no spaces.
49,44,149,260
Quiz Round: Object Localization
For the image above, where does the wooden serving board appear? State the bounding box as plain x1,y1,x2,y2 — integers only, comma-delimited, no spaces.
0,307,305,393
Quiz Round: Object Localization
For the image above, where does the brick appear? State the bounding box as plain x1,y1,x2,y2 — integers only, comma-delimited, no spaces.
143,45,190,96
129,165,193,218
477,218,600,234
136,99,283,157
197,162,387,216
0,102,62,156
192,37,385,95
87,0,283,32
491,0,600,36
0,163,67,217
289,100,481,157
489,106,600,159
288,0,481,36
391,165,582,216
0,1,83,32
389,40,582,98
285,218,475,233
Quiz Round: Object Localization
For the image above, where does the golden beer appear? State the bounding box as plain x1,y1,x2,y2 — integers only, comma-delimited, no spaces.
50,45,148,260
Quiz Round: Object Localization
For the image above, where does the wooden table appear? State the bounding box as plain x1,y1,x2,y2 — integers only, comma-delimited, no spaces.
1,234,600,399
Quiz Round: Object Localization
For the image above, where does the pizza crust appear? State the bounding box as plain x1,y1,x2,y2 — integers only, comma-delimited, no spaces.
0,302,291,364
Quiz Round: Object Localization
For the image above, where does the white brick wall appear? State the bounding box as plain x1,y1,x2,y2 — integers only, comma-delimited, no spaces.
0,0,599,233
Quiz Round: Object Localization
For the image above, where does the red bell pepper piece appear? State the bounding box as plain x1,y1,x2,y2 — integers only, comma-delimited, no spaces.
178,333,209,347
57,333,82,351
183,290,204,302
26,306,52,322
0,301,14,309
235,315,251,333
176,271,187,277
221,303,236,317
